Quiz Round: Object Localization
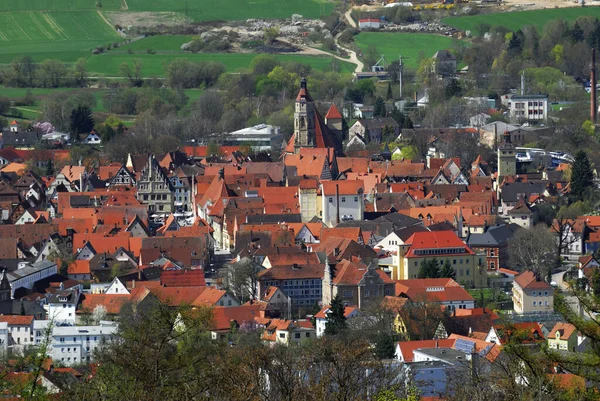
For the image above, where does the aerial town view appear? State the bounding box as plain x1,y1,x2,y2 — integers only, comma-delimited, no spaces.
1,0,600,399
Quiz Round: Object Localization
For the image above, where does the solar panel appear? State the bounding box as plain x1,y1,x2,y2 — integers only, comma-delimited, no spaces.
454,338,475,354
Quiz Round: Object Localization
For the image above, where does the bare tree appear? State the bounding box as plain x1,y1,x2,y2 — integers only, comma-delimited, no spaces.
508,225,556,281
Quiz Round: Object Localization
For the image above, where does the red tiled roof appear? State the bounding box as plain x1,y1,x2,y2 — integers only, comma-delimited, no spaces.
79,294,130,315
161,269,206,287
403,231,474,257
0,315,34,325
314,304,358,319
396,339,456,362
395,278,474,303
192,287,227,306
325,104,342,120
332,259,394,286
211,304,261,331
258,263,323,280
514,271,552,290
548,322,577,340
321,180,364,196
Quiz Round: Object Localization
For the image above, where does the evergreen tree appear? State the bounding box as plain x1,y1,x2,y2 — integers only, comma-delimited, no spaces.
324,294,347,335
45,159,54,176
570,150,594,201
374,332,396,359
373,96,386,117
403,115,414,129
69,105,95,139
390,106,405,127
439,260,456,280
570,21,584,43
386,82,393,100
417,259,440,279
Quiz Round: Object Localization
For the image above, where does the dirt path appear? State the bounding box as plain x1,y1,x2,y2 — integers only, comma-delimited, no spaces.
344,8,356,28
334,33,363,73
121,0,129,11
97,10,114,30
276,37,363,73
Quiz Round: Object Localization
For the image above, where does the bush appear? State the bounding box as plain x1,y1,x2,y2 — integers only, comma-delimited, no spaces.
323,38,336,51
128,48,134,54
147,48,156,54
338,28,359,44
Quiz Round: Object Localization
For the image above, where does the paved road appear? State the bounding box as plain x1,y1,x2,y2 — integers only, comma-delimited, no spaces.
551,270,568,290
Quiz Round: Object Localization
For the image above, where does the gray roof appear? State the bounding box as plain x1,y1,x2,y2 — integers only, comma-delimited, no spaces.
246,214,302,224
466,224,521,247
375,213,422,229
7,260,56,281
501,182,550,203
414,348,468,364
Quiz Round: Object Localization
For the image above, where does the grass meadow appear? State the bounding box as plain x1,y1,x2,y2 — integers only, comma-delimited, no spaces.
442,7,600,35
354,32,460,69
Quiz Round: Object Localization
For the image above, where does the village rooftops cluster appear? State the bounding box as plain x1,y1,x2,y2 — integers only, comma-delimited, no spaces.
0,78,588,397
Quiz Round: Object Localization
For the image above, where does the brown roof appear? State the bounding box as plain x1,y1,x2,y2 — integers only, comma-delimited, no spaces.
332,259,394,285
192,287,227,306
514,271,553,290
325,104,342,120
0,238,18,259
211,304,261,331
258,263,324,281
395,278,474,303
79,294,130,315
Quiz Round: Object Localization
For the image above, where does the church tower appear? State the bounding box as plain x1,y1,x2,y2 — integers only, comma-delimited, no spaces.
294,78,316,152
497,130,516,181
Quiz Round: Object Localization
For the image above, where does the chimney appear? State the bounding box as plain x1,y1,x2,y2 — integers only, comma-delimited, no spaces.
592,48,597,123
218,168,224,180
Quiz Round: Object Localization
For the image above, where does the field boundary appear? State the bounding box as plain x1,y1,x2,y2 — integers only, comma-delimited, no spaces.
97,10,115,32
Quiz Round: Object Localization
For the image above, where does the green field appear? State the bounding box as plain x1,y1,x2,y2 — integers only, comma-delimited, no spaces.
442,7,600,35
0,11,121,63
0,0,332,21
0,0,122,11
354,32,459,69
86,53,355,76
125,0,333,21
113,35,195,53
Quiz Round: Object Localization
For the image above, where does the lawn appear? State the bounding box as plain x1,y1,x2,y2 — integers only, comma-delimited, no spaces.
86,53,355,76
125,0,333,21
442,7,600,36
354,32,460,69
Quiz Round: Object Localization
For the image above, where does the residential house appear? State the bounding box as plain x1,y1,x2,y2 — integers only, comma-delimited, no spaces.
508,198,534,229
348,117,400,144
34,320,117,366
432,50,456,76
512,271,553,314
262,319,316,345
260,286,289,318
547,322,578,352
136,155,175,214
107,165,136,188
320,180,364,227
395,278,475,312
314,304,360,337
45,289,80,325
322,259,395,309
0,315,34,351
466,224,520,271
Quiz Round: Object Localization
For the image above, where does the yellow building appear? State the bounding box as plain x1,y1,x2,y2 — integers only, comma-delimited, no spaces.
547,322,577,352
393,231,486,288
512,271,554,315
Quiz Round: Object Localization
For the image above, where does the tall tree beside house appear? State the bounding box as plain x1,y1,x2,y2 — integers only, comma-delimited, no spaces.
45,159,54,176
386,82,393,100
374,332,396,359
325,294,347,335
417,259,440,279
373,96,386,117
570,150,594,201
69,105,94,139
508,226,556,281
439,260,456,280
